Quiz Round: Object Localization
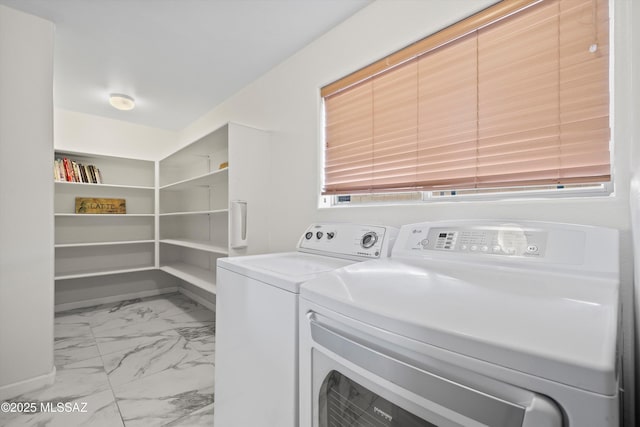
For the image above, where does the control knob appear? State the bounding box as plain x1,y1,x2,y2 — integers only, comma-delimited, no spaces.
327,232,335,240
305,232,313,240
360,232,378,249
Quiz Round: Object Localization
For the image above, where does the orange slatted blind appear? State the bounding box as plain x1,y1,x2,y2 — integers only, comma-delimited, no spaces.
322,0,610,195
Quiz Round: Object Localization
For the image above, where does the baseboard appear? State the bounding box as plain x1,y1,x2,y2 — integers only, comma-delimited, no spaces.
54,287,179,312
0,366,56,401
179,287,216,311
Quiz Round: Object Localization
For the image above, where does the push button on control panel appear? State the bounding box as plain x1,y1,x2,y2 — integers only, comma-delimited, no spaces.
434,231,457,250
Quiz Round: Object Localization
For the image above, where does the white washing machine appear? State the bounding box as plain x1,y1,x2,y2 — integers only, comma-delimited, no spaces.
214,222,398,427
299,220,620,427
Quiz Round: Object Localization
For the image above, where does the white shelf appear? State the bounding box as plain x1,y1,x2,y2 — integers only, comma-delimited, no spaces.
55,213,154,217
55,181,154,191
160,239,228,255
55,240,154,248
55,150,155,188
54,150,157,292
160,263,217,294
55,266,156,281
160,209,228,217
155,123,269,292
159,168,228,191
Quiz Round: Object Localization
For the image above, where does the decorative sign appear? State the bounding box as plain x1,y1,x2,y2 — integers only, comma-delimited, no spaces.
75,198,126,214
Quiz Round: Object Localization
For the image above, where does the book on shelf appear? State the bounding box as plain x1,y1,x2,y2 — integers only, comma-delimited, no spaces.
88,165,97,183
63,158,74,182
54,157,103,184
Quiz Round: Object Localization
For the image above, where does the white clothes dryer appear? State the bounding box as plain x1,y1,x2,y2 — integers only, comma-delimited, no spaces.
299,220,620,427
214,223,397,427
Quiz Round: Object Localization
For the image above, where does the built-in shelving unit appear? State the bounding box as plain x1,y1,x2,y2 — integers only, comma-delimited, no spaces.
54,123,270,303
54,151,155,280
158,125,230,294
158,123,270,295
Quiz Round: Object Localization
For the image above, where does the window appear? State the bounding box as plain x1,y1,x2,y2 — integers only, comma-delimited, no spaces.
321,0,610,201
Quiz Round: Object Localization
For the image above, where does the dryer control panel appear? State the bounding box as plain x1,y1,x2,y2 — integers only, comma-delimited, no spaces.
412,226,548,257
392,220,619,274
297,223,398,261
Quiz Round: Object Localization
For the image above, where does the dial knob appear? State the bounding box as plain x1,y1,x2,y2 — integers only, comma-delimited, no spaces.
305,232,313,240
316,231,324,239
327,232,335,240
360,232,378,249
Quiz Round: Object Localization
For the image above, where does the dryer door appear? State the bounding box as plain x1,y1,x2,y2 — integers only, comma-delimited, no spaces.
319,368,438,427
308,312,563,427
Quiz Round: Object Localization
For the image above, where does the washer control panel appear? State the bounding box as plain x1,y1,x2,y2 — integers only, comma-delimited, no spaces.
298,223,397,260
407,225,548,257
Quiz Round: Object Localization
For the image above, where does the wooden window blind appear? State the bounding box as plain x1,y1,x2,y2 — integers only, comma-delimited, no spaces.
322,0,610,195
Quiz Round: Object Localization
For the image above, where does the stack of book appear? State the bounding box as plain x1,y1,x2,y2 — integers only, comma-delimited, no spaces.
54,158,103,184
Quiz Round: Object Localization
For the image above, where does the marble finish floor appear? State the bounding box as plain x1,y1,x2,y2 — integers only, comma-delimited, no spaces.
0,293,215,427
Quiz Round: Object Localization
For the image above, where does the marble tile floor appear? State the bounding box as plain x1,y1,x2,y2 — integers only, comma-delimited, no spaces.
0,293,215,427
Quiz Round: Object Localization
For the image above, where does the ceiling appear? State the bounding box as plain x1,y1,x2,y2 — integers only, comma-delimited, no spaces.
0,0,371,130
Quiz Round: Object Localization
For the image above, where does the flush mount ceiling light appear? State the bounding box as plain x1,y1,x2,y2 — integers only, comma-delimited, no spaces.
109,93,135,111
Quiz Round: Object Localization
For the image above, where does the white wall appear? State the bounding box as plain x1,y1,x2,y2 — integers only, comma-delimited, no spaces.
629,0,640,416
631,176,640,421
0,5,55,399
178,0,637,424
55,109,178,161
